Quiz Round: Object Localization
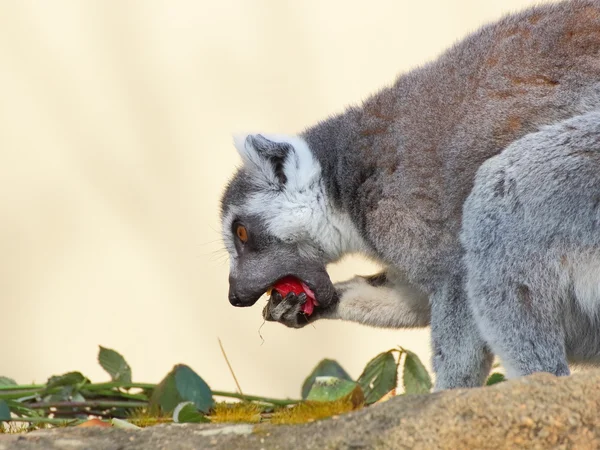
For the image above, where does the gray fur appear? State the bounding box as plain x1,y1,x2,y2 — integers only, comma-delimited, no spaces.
221,0,600,389
462,110,600,379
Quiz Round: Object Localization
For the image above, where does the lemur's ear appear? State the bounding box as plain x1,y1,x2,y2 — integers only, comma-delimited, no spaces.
233,133,318,188
235,134,291,185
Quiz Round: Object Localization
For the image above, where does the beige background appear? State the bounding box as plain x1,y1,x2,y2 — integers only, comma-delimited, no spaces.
1,0,552,399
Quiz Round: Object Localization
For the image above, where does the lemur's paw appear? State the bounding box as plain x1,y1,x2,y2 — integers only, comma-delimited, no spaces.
263,290,312,329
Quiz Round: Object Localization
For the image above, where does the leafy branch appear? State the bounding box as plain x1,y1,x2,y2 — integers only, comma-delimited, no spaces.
0,344,505,430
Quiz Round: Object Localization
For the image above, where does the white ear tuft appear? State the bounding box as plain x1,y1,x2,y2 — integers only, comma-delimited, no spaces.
232,133,250,156
231,133,320,189
233,133,261,168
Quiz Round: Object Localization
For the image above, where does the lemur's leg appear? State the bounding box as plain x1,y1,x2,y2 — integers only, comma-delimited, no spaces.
466,268,570,380
430,275,494,390
263,270,431,329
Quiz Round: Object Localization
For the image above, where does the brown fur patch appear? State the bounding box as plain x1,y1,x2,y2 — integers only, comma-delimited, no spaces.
489,89,527,100
509,75,559,86
485,56,499,68
579,5,600,22
528,13,542,25
560,5,600,53
364,93,396,122
517,284,532,310
505,116,522,133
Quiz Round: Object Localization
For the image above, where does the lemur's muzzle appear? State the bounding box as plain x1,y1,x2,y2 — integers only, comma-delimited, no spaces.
227,247,337,309
228,277,263,307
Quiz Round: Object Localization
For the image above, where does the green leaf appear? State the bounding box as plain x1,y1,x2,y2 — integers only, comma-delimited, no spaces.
150,365,214,414
486,372,506,386
43,372,89,402
111,418,142,429
98,346,132,383
71,392,86,403
149,371,178,413
45,372,88,391
175,365,214,414
0,400,10,421
357,351,398,404
43,387,74,403
0,377,17,386
173,402,210,423
301,359,352,399
402,349,432,394
306,377,364,406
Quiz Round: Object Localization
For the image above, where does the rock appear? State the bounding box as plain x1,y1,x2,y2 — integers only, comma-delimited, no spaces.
2,369,600,449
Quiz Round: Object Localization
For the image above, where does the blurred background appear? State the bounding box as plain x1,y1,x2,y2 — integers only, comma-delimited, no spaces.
1,0,551,399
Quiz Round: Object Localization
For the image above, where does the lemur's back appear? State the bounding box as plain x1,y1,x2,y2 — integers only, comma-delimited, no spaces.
303,0,600,285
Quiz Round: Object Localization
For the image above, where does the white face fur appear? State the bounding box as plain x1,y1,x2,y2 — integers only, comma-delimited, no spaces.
222,133,368,265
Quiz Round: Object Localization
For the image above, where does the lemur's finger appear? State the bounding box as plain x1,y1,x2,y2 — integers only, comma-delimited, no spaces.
270,290,283,307
280,293,306,320
283,298,309,328
283,292,307,306
263,291,282,321
264,291,313,328
268,300,294,322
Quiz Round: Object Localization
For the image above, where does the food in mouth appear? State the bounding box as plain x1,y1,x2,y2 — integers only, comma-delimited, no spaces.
267,276,317,316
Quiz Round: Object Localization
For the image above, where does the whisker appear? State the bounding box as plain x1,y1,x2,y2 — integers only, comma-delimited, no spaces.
208,253,230,263
198,239,226,246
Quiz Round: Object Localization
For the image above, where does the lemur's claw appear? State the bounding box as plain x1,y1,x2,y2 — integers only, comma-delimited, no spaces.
263,291,311,329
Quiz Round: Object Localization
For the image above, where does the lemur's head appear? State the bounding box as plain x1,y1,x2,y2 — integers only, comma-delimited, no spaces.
220,133,339,309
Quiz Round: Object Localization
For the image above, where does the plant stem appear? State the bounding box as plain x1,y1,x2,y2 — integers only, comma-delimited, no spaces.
0,383,153,401
0,391,44,400
0,386,66,400
1,383,299,407
0,382,156,392
26,400,148,409
0,384,45,391
85,390,148,400
212,391,298,406
6,417,81,425
85,382,156,391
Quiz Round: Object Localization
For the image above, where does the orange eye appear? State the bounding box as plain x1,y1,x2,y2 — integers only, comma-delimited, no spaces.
236,225,248,243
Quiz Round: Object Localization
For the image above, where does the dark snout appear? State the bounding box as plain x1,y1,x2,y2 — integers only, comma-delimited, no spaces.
228,276,262,307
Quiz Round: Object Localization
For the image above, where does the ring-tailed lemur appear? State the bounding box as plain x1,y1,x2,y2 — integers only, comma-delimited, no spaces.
220,0,600,390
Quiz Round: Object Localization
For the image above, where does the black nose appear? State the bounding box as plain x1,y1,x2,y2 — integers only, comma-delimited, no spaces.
229,292,243,306
228,278,242,306
228,277,261,307
228,288,259,307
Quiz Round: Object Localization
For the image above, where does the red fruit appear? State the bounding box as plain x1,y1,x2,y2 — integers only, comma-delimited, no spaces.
270,276,317,316
272,276,304,296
